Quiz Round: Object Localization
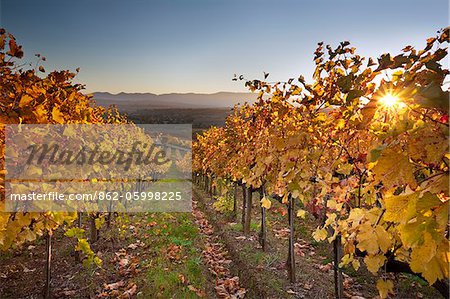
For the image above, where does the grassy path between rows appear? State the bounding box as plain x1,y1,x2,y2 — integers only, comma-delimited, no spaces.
193,185,443,299
1,187,442,298
1,212,212,298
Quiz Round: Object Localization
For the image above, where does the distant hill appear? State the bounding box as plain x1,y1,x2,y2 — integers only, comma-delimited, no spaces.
91,91,259,111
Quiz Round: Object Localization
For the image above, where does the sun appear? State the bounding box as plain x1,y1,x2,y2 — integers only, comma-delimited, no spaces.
379,94,400,107
379,93,405,109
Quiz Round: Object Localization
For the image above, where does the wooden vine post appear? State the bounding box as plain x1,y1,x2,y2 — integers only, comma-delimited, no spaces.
207,175,211,194
241,184,247,229
75,213,82,262
107,187,115,228
107,199,113,228
44,231,52,299
232,183,238,221
90,213,99,243
209,176,214,195
287,194,296,282
202,175,205,190
259,187,267,251
243,186,252,235
122,182,128,212
333,234,343,299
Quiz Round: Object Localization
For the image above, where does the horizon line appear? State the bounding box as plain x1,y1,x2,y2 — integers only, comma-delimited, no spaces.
85,90,256,96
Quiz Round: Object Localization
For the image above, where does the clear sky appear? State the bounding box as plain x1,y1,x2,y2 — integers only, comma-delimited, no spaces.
1,0,448,94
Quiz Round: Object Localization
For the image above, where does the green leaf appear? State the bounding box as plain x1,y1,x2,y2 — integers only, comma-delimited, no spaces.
368,145,386,162
416,192,442,213
65,227,85,239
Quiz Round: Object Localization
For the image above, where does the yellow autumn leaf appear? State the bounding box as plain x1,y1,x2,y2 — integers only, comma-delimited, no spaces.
339,253,353,267
336,163,353,175
352,258,360,271
95,217,104,230
410,232,444,285
94,256,102,266
335,118,346,129
312,227,327,242
18,228,36,242
298,193,305,203
418,254,446,285
383,192,417,223
327,199,343,211
376,279,394,299
356,223,379,255
416,192,442,213
347,208,365,223
408,126,449,165
52,106,65,123
25,165,43,177
327,229,338,243
260,196,271,209
367,162,376,170
375,226,392,253
33,104,48,123
398,220,424,248
324,213,337,227
364,254,386,274
19,94,33,108
315,113,327,122
372,148,417,190
296,209,306,218
291,189,300,198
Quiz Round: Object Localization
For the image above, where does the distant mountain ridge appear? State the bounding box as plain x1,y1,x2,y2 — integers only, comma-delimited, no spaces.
92,91,259,110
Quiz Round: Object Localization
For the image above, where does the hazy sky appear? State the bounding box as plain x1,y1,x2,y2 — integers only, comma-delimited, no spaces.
1,0,448,94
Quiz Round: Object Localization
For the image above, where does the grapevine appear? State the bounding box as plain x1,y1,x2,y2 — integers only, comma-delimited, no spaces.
193,28,449,298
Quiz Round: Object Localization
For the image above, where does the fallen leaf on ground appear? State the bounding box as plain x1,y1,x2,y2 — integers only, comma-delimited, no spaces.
104,280,125,291
119,283,137,298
